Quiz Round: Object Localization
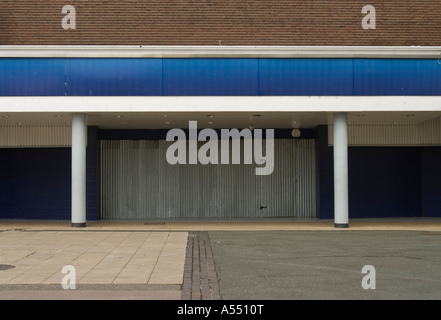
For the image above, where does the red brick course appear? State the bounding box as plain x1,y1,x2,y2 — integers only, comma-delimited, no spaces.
182,232,221,300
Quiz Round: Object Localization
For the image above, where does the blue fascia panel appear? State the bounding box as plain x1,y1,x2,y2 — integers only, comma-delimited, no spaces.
66,58,163,96
1,58,441,96
0,58,66,96
354,59,441,95
259,58,354,95
163,58,259,95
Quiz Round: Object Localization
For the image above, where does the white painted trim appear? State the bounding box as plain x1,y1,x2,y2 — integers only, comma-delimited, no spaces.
0,96,440,113
0,45,441,58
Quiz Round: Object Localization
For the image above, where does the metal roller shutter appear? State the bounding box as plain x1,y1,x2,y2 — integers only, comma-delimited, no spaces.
100,139,316,220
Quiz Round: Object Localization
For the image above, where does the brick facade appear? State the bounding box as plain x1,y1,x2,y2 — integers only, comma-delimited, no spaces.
0,1,440,46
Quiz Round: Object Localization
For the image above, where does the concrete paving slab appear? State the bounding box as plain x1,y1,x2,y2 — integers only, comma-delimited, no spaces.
0,230,188,288
0,289,182,300
0,284,182,300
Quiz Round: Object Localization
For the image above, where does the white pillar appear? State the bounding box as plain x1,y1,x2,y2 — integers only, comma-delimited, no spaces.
71,114,87,227
333,113,349,228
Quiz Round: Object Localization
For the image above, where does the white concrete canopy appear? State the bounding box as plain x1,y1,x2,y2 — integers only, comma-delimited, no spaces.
1,96,441,114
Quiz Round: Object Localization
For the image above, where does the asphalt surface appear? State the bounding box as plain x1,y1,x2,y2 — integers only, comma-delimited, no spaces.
209,230,441,300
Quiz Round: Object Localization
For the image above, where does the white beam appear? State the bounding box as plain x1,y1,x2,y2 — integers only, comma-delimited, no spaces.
0,96,441,113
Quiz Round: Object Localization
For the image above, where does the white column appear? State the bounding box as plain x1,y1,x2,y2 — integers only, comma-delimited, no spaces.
71,113,87,227
333,113,349,228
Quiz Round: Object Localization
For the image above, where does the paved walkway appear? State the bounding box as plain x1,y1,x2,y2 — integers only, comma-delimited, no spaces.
1,218,441,232
1,219,441,300
0,228,188,299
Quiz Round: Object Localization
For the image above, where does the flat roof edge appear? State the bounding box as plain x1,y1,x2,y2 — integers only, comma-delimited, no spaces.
1,46,441,58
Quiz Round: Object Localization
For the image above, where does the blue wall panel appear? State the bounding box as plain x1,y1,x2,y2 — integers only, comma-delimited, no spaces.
86,126,99,221
163,58,259,95
348,147,422,218
315,125,334,219
421,147,441,217
66,58,162,95
259,59,354,95
0,148,71,220
0,130,98,221
0,58,66,96
316,131,440,219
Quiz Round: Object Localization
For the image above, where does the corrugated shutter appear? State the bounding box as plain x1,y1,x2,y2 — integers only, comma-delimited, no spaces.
0,125,71,147
328,117,441,146
100,139,316,220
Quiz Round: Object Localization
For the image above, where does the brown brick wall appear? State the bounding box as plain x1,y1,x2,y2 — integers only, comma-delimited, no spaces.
0,1,440,45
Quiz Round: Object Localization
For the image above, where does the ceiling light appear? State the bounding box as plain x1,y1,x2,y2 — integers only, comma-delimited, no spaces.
291,129,301,138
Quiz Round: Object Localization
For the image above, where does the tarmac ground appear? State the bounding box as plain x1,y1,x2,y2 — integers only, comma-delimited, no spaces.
209,229,441,300
1,218,441,300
